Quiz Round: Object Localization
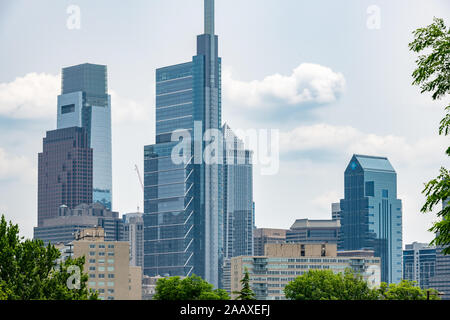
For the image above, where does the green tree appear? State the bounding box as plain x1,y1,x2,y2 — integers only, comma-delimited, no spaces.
378,280,440,300
0,281,9,300
233,268,256,300
153,274,229,300
409,17,450,254
0,214,97,300
284,269,378,300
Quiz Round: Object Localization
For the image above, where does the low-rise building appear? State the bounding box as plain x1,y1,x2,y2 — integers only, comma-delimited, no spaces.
68,227,141,300
231,243,381,300
34,203,124,245
253,228,287,256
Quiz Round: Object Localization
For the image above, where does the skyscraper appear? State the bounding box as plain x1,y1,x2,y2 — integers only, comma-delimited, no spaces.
339,154,403,284
222,124,254,259
37,127,93,227
143,0,222,287
57,63,112,210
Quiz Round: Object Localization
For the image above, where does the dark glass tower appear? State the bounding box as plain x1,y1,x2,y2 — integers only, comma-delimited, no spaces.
57,63,112,210
339,154,403,284
37,127,93,227
143,0,222,287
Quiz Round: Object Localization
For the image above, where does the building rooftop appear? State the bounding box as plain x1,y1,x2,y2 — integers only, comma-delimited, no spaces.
290,219,340,230
353,154,396,173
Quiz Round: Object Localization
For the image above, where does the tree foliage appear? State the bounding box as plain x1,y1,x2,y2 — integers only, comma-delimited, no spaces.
409,17,450,254
0,214,97,300
233,268,256,300
378,280,440,300
153,274,229,300
284,269,379,300
284,270,440,300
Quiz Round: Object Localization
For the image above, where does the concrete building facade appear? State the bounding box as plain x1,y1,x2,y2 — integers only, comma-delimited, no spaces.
231,243,381,300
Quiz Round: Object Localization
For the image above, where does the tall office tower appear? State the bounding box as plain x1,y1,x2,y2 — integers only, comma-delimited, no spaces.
143,0,223,287
253,228,287,256
331,202,341,221
286,219,340,244
57,63,112,210
403,242,436,289
222,124,254,258
339,155,403,284
37,127,93,227
123,213,144,268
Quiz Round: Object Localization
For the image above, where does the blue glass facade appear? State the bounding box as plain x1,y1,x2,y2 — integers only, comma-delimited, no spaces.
403,242,436,289
143,0,223,287
222,124,254,260
57,63,112,210
339,155,403,283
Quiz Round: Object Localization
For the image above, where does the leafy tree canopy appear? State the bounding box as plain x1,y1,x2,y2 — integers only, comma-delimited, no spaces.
153,274,229,300
378,280,440,300
284,269,379,300
0,214,97,300
409,17,450,254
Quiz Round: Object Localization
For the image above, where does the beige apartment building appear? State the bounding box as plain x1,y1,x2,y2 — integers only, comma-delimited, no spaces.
70,227,142,300
231,243,381,300
253,228,287,256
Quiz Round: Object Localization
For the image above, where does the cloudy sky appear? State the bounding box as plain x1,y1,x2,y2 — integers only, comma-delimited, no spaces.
0,0,449,246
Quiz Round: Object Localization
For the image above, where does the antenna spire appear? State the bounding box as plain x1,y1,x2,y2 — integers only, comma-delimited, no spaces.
204,0,214,35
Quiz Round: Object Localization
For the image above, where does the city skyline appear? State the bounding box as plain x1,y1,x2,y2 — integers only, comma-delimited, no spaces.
0,0,449,247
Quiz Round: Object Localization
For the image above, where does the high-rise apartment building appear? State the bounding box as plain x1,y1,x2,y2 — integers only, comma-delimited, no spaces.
403,242,436,289
143,0,223,287
57,63,112,210
253,228,287,256
339,154,403,284
37,127,93,227
286,219,340,244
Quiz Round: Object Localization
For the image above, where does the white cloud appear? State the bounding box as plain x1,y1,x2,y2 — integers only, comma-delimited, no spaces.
0,73,59,119
0,72,149,124
223,63,346,109
312,190,341,213
0,147,36,184
273,123,448,244
279,123,447,168
110,90,150,125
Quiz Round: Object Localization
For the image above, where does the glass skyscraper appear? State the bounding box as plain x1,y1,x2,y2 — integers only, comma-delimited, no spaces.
143,0,223,287
222,124,254,259
339,154,403,284
37,127,93,227
57,63,112,210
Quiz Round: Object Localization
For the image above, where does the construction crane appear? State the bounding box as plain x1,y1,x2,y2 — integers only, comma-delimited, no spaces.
135,164,144,191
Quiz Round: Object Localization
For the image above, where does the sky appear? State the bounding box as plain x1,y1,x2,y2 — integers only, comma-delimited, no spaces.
0,0,449,246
